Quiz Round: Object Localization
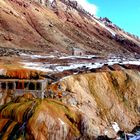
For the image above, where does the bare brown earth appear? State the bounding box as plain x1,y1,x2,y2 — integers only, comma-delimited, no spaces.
0,0,140,57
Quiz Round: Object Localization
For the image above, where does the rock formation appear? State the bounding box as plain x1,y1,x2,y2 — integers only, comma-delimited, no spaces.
0,69,140,139
0,95,82,139
59,69,140,138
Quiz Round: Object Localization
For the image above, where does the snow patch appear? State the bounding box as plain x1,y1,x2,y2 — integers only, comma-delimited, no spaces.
112,122,120,132
120,60,140,65
20,62,53,72
55,63,103,72
93,18,116,36
20,53,56,59
20,54,140,73
106,55,140,66
20,61,104,73
59,55,96,59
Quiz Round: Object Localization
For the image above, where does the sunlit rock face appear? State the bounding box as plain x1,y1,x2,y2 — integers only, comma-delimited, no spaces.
0,95,82,140
0,70,140,139
60,70,140,138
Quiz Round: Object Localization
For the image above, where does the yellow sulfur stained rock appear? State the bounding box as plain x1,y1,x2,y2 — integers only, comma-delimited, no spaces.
0,95,82,140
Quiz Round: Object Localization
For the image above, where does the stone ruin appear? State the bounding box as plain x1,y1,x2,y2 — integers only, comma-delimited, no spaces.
0,78,47,104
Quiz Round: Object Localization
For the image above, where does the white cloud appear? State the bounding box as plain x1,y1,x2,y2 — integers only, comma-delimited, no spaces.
75,0,98,15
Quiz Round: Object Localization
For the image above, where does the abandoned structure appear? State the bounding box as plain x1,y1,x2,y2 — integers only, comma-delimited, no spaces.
0,79,47,99
69,47,84,56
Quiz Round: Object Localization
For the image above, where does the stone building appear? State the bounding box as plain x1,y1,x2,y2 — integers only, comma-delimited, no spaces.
69,47,84,56
0,79,47,99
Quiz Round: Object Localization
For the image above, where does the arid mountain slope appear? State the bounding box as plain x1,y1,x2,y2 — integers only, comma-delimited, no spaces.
0,1,140,139
0,0,140,57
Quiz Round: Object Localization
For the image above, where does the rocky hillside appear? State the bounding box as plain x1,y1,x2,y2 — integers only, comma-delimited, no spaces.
0,0,140,139
0,69,140,139
0,0,140,57
59,69,140,138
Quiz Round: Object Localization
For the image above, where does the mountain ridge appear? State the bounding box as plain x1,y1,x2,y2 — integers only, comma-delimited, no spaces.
0,0,140,57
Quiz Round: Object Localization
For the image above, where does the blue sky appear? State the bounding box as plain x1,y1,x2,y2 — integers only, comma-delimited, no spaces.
88,0,140,37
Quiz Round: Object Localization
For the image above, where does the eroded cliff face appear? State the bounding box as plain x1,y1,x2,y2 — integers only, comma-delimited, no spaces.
60,70,140,137
0,70,140,139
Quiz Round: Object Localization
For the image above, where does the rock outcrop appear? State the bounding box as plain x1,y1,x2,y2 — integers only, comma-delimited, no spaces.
0,95,82,140
59,70,140,138
0,69,140,139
